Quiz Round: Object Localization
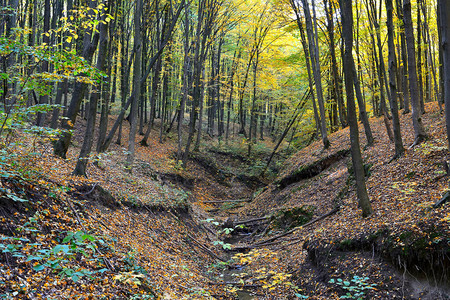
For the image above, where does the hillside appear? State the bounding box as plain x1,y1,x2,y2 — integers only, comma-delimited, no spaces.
232,102,449,299
0,103,449,299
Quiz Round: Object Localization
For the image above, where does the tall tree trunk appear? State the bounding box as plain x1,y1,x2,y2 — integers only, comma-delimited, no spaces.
421,0,438,103
300,0,330,149
366,0,393,142
353,62,374,146
50,0,70,129
340,0,372,218
397,0,411,113
73,1,109,176
438,0,450,150
403,0,427,145
386,0,404,158
36,0,50,126
417,0,425,113
159,43,172,143
438,3,445,107
292,8,320,137
97,0,119,152
177,1,190,162
248,50,260,155
225,48,240,141
194,67,206,151
126,0,143,167
53,0,100,158
116,3,130,146
324,0,346,128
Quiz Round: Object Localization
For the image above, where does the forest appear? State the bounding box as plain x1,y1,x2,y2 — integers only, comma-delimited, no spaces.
0,0,449,298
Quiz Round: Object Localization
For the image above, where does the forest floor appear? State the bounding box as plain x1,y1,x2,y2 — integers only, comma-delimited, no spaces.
0,102,449,299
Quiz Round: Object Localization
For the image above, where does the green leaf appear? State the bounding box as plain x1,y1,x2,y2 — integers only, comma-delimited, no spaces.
26,255,43,261
33,264,45,271
7,194,28,202
62,232,74,243
82,234,95,242
96,268,108,274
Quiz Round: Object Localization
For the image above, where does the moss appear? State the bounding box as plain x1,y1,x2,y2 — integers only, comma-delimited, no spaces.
339,239,353,248
271,205,315,230
276,149,350,188
399,231,413,241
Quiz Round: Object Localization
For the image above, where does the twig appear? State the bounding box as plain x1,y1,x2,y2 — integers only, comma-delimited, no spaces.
64,197,86,232
203,199,250,204
235,216,270,225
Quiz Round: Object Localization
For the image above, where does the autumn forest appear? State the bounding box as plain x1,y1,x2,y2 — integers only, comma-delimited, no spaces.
0,0,449,298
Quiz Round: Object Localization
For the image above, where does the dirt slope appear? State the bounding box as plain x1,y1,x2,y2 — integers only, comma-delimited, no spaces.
233,102,449,299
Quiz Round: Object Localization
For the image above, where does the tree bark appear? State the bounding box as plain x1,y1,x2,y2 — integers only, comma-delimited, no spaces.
340,0,372,218
126,0,143,168
438,0,450,150
403,0,427,145
386,0,404,158
53,0,100,158
397,0,411,113
300,0,330,149
73,1,109,176
324,0,346,128
36,0,50,126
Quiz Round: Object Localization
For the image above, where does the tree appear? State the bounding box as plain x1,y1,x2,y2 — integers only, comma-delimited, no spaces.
438,0,450,150
323,0,346,128
53,0,100,158
403,0,427,146
386,0,404,158
340,0,373,218
300,0,330,149
290,1,320,138
126,0,143,168
396,0,411,113
73,0,110,176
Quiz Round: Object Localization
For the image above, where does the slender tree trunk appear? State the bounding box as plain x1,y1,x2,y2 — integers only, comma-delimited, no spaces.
301,0,330,148
397,0,411,113
36,0,50,126
438,0,450,150
403,0,428,145
116,4,129,146
225,49,239,141
353,62,374,146
177,1,190,162
417,0,425,113
421,1,438,103
293,9,320,137
324,0,346,128
159,43,172,143
73,1,109,176
194,67,206,151
53,0,100,158
340,0,372,218
248,50,259,155
386,0,404,158
126,0,143,167
97,1,119,151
